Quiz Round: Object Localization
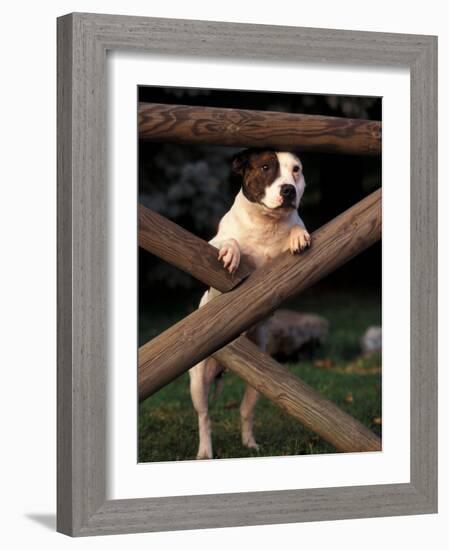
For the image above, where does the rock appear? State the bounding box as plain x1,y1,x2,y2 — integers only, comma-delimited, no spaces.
360,326,382,354
266,309,329,361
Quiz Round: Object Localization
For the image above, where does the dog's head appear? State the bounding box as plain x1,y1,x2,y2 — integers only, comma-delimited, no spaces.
231,149,306,212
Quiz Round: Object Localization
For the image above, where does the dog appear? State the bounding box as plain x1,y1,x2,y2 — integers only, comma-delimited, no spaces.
189,148,311,459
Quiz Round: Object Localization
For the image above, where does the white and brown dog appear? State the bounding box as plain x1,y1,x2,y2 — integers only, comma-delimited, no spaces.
189,148,311,459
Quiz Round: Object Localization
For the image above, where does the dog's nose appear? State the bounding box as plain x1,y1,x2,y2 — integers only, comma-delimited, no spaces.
280,184,296,200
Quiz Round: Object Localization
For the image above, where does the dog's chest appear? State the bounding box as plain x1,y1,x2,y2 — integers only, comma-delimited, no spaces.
234,223,289,268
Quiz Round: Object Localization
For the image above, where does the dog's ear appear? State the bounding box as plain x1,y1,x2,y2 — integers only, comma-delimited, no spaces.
231,149,250,178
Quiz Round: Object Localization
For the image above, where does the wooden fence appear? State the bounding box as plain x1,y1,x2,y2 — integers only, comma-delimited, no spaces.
139,103,381,155
138,101,382,453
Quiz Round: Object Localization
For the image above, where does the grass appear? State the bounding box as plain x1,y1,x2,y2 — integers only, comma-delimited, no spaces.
138,285,381,462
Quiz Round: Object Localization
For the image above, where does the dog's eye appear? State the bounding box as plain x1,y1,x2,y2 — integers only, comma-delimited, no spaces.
293,165,300,173
261,164,269,171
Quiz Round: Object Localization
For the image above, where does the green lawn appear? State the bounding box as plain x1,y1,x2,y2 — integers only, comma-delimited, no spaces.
138,285,381,462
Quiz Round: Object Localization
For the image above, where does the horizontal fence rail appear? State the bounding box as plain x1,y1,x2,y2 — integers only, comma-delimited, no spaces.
139,204,253,292
139,188,381,401
139,103,382,156
215,336,381,452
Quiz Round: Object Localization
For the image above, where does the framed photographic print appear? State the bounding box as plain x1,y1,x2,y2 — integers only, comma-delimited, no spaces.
57,13,437,536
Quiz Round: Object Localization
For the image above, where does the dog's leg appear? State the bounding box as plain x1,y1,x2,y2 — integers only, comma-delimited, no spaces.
190,357,222,459
240,384,260,450
239,324,266,451
188,289,222,460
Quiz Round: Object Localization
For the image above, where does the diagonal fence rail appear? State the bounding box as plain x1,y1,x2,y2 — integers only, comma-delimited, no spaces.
138,190,381,453
139,188,381,401
139,204,253,292
216,336,380,452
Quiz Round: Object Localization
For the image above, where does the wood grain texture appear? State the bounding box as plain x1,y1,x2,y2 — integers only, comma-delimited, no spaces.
139,203,253,292
74,483,431,536
57,14,74,536
139,103,381,155
139,189,381,401
409,38,438,510
57,12,437,536
71,12,434,66
57,13,108,536
215,336,381,452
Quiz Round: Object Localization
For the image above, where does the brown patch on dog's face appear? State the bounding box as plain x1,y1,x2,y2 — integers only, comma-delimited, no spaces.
231,149,280,204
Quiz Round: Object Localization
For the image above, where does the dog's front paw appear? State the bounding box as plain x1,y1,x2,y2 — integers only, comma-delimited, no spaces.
289,225,311,254
218,238,241,273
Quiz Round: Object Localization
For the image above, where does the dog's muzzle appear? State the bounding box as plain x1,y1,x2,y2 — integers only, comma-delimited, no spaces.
280,184,296,206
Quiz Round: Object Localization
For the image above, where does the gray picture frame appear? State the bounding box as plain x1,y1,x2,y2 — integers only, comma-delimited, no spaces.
57,12,438,537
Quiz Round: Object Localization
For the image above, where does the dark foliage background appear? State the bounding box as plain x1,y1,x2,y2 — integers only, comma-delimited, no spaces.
138,86,381,313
